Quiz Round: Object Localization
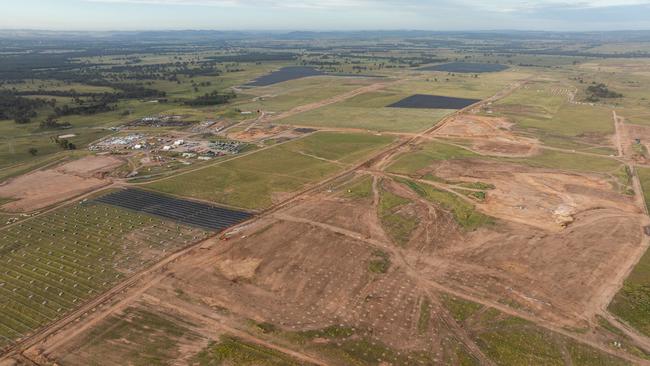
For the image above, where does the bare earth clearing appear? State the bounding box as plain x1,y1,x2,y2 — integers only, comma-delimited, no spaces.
0,155,122,212
434,114,539,157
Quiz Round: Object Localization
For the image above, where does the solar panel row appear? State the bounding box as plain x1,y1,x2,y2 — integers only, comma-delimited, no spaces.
95,189,252,232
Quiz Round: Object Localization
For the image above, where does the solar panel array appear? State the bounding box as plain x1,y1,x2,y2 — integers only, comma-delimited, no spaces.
95,189,252,232
387,94,480,110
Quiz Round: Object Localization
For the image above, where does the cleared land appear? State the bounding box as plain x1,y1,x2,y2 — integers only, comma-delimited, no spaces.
0,155,123,212
26,171,638,365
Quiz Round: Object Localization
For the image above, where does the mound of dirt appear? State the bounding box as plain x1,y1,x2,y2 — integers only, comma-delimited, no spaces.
436,114,513,137
216,258,263,281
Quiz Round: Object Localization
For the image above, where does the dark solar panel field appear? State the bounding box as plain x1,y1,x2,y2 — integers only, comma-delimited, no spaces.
245,66,382,87
419,62,509,73
246,66,325,86
387,94,480,110
95,189,252,231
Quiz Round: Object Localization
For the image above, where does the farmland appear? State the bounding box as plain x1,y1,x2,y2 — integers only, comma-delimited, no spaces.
145,132,395,209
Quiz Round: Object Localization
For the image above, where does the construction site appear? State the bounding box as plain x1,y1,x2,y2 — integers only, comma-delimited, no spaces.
2,31,650,366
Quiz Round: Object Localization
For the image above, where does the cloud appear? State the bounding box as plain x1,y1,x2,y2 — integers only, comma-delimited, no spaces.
84,0,650,7
456,0,650,12
84,0,382,8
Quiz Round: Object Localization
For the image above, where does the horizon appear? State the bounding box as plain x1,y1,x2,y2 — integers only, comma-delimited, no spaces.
4,0,650,32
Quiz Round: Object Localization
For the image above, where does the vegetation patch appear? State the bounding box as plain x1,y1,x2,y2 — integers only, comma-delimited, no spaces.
505,149,622,174
402,179,493,231
283,325,436,365
467,307,630,366
585,83,623,102
387,141,478,176
193,335,305,366
342,175,374,200
457,181,495,190
473,323,566,365
418,297,432,334
378,186,419,246
59,308,200,366
566,340,630,366
442,295,484,324
637,167,650,210
609,239,650,337
368,250,391,274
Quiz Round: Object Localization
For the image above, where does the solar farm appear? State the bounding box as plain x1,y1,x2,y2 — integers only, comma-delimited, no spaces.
418,62,510,73
387,94,481,109
95,189,252,231
0,202,209,350
2,30,650,366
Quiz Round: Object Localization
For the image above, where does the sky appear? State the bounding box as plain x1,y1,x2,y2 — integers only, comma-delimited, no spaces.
2,0,650,31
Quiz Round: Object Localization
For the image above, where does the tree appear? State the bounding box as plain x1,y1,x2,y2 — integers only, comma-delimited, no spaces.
28,147,38,156
40,116,71,129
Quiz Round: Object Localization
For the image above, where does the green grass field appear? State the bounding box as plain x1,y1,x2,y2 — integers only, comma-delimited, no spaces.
609,167,650,336
0,203,208,349
269,70,528,133
193,335,307,366
494,80,616,152
235,76,377,113
387,140,478,176
505,149,623,174
401,179,493,231
443,303,632,366
637,167,650,209
0,128,110,169
341,174,374,200
387,139,623,179
280,98,454,133
378,184,419,246
390,71,529,99
57,307,202,366
145,132,395,210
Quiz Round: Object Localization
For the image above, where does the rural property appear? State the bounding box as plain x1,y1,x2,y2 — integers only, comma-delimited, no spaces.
1,26,650,366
